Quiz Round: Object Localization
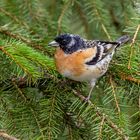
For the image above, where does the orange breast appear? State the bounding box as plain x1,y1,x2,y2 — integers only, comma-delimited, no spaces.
54,47,97,77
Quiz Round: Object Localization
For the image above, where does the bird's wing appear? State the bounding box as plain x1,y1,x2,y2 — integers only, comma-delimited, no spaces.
85,35,130,65
85,40,119,65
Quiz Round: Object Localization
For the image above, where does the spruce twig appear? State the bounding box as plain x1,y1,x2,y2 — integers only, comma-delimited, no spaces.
57,0,71,34
0,28,50,54
110,76,120,115
75,1,89,37
4,75,131,140
0,7,29,29
0,0,139,139
0,46,33,77
92,1,111,40
120,72,140,84
98,114,105,140
12,81,45,140
72,89,129,140
128,24,140,69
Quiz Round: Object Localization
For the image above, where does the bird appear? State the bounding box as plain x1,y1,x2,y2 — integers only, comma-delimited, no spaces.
48,33,130,101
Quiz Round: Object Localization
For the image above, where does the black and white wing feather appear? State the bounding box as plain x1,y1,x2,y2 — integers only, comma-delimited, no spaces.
85,35,130,65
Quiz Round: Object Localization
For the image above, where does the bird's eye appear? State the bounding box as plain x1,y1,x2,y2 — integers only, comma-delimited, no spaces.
62,40,67,43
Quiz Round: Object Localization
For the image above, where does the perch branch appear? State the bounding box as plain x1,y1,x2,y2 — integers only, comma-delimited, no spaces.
72,89,128,140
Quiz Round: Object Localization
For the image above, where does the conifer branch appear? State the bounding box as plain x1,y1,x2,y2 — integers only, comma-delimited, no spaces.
0,0,139,139
0,28,49,54
92,1,111,40
12,81,45,139
24,0,45,24
75,1,89,37
57,0,71,34
47,93,57,139
12,81,27,102
0,7,48,41
0,7,29,29
98,115,105,140
0,130,19,140
138,96,140,110
72,89,129,140
110,76,121,115
0,46,33,77
68,124,73,140
101,24,111,40
25,0,35,20
120,72,140,84
0,99,17,134
128,24,140,69
109,8,121,31
0,28,30,43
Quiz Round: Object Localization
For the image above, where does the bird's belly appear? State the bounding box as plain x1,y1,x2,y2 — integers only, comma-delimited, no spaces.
55,48,112,82
57,61,109,82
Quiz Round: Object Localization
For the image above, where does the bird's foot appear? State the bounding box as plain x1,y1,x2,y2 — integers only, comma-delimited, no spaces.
84,96,90,102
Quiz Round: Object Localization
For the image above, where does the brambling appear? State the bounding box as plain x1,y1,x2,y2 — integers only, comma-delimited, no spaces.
48,34,130,100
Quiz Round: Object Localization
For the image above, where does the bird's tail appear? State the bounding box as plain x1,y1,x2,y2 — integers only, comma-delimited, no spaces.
103,35,130,55
116,35,130,46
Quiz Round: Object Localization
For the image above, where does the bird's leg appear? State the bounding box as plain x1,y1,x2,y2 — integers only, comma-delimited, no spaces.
85,79,96,101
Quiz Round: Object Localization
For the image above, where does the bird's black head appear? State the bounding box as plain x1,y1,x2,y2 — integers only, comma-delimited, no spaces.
48,33,85,54
55,34,72,47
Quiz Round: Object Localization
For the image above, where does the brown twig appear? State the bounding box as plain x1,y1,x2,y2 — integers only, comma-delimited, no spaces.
98,115,105,140
120,72,140,84
0,130,19,140
128,24,140,69
110,76,121,115
72,89,128,140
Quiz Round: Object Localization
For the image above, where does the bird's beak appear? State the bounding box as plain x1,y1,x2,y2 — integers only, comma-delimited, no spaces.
48,41,59,47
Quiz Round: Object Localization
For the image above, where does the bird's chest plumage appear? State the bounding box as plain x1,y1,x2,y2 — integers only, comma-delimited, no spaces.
54,48,112,81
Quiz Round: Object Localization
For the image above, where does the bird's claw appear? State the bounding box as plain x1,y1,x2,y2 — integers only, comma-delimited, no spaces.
84,96,90,102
